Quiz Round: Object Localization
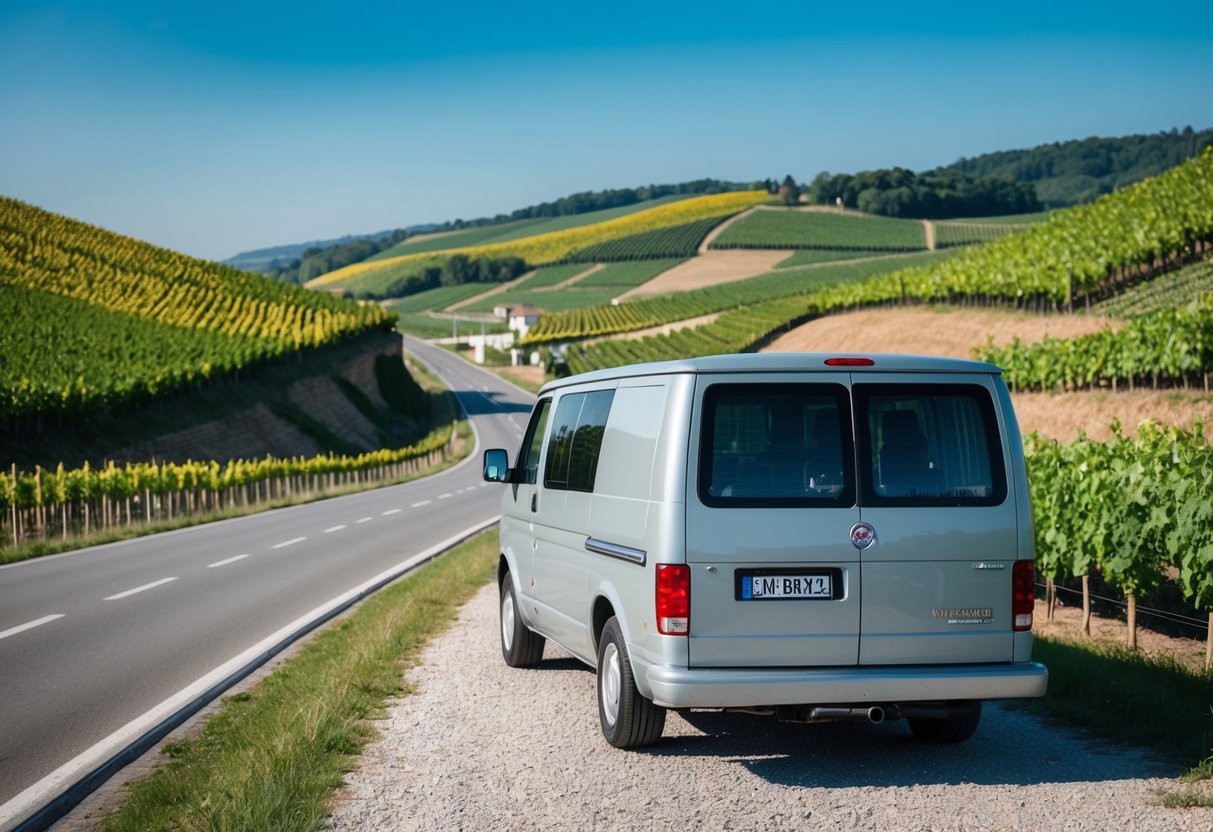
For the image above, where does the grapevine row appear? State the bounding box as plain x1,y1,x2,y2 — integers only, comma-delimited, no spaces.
0,426,456,549
1026,422,1213,654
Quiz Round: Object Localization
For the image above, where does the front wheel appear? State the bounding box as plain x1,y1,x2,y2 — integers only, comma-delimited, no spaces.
500,573,544,667
597,617,665,748
909,700,982,743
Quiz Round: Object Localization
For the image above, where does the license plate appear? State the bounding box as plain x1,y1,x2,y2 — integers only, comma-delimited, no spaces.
741,574,832,600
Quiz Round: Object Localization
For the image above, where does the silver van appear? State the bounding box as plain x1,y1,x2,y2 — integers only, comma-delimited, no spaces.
483,353,1047,748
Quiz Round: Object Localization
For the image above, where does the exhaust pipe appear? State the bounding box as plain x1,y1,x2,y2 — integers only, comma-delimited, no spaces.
806,706,885,724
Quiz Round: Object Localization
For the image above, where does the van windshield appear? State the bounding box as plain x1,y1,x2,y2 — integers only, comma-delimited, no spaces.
698,383,855,507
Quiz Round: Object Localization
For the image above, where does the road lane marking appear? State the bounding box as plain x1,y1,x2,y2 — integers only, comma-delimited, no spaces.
0,516,502,831
272,537,307,550
0,614,65,641
411,500,431,508
356,517,373,524
382,509,402,516
207,555,249,569
104,577,178,601
438,493,452,500
324,525,346,533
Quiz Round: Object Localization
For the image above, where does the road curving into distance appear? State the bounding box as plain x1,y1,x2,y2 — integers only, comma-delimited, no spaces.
0,336,533,831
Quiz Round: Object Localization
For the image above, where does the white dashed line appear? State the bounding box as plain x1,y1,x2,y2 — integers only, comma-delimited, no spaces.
207,554,249,569
272,537,307,550
411,500,432,508
382,509,402,516
438,493,453,500
324,525,347,533
104,577,178,601
356,517,373,524
0,614,65,641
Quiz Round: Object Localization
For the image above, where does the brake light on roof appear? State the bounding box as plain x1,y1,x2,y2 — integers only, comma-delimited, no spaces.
824,357,875,366
1012,561,1035,631
656,564,690,635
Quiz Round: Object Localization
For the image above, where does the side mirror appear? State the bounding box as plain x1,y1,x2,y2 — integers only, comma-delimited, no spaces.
483,448,510,483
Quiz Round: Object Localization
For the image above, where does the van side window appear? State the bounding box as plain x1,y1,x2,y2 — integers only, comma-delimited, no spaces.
517,398,551,485
544,390,615,492
699,384,854,507
854,383,1006,506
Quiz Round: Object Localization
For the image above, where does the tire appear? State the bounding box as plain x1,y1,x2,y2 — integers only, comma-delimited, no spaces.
500,574,544,668
909,700,982,744
596,617,666,748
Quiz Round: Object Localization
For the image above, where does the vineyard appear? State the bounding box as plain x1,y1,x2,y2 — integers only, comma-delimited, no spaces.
804,149,1213,310
775,249,893,268
1092,256,1213,317
565,218,721,262
977,293,1213,393
0,425,457,555
0,197,392,425
520,251,943,345
307,191,769,292
1026,422,1213,659
934,220,1034,248
709,209,927,251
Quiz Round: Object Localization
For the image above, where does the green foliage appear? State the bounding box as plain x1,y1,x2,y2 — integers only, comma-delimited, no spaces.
522,251,943,345
807,168,1040,218
355,255,528,302
980,295,1213,392
1093,257,1213,317
711,209,926,251
936,125,1213,207
567,217,721,262
0,197,392,425
934,220,1035,248
1026,422,1213,612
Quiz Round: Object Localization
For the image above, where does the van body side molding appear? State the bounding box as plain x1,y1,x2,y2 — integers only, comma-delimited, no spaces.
585,537,647,566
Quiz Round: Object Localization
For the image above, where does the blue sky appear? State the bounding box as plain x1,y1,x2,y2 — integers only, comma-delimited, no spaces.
1,2,1210,261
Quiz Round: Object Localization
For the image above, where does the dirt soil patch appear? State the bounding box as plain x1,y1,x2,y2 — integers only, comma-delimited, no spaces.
618,250,788,299
1034,598,1209,675
762,306,1213,441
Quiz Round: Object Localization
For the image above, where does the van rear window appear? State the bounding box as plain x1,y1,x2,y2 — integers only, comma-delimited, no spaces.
698,384,854,507
854,383,1006,506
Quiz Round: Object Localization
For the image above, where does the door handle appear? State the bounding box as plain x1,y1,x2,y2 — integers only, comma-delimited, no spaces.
531,494,538,513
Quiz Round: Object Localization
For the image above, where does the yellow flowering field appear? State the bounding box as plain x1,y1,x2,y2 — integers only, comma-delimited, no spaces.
307,191,768,288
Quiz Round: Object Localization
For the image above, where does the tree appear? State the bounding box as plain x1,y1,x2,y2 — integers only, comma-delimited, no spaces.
779,175,801,206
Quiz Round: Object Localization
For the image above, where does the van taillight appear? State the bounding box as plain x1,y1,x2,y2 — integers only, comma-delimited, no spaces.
824,357,875,366
656,564,690,635
1012,561,1035,631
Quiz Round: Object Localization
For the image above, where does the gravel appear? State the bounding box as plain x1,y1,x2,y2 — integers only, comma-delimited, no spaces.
327,584,1212,832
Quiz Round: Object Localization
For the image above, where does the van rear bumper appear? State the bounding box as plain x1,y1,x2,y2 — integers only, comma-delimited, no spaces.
641,661,1048,709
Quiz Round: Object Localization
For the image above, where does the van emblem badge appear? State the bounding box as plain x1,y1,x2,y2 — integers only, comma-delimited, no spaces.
849,522,876,550
972,562,1006,570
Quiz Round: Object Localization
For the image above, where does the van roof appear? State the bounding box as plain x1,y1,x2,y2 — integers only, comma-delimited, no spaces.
539,352,1002,393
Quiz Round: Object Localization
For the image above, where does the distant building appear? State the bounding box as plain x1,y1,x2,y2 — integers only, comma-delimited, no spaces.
506,305,542,340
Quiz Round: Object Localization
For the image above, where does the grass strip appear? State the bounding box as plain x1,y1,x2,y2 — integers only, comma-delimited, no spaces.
1014,635,1213,778
101,529,499,831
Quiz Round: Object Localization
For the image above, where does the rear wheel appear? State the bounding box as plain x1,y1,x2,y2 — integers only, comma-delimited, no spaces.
597,617,665,748
909,700,982,744
500,573,544,667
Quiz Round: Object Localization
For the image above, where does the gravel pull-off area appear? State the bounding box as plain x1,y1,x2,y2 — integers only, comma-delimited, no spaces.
328,584,1211,832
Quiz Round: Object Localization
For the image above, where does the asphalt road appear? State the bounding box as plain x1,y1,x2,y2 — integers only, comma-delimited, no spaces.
0,337,534,825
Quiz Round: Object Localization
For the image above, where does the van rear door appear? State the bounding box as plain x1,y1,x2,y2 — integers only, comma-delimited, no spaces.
852,377,1017,665
684,376,861,668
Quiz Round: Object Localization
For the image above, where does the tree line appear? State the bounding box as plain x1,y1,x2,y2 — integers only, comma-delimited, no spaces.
805,168,1041,219
355,254,529,301
936,125,1213,208
264,229,409,285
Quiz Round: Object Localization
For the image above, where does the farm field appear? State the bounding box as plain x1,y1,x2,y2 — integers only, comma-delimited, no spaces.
308,190,769,293
617,250,790,298
710,208,927,251
759,305,1213,440
371,195,694,260
775,248,897,267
